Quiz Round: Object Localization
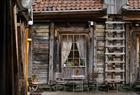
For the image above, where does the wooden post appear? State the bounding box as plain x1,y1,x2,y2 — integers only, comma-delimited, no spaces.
129,25,133,84
56,36,60,72
25,28,29,95
49,22,55,84
89,25,94,81
13,5,20,95
125,23,130,84
130,27,136,84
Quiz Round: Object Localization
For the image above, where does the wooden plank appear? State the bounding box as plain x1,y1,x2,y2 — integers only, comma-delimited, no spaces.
49,22,55,83
32,25,49,84
123,16,140,21
88,25,94,81
58,27,89,33
105,53,125,55
106,21,125,24
94,24,105,83
14,5,19,63
125,24,130,84
33,25,49,29
13,5,19,95
35,28,49,33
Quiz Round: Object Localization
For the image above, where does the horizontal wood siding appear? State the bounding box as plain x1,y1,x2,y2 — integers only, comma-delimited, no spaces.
94,24,105,83
32,25,49,84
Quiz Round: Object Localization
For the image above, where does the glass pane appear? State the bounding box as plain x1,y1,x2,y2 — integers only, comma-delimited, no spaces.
73,43,77,51
71,43,74,50
80,59,85,66
74,50,79,58
73,59,79,66
67,50,73,59
66,59,74,67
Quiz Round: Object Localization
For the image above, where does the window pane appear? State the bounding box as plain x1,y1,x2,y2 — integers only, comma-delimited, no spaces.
80,59,85,66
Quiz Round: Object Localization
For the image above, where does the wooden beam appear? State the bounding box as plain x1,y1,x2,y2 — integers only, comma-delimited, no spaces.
88,25,94,81
130,29,136,84
25,28,29,95
49,22,55,83
125,24,130,84
58,27,89,33
123,15,140,21
33,10,106,20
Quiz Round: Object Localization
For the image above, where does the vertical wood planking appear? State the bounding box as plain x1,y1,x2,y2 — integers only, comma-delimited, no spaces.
49,22,55,83
89,25,94,81
32,24,49,84
125,23,130,84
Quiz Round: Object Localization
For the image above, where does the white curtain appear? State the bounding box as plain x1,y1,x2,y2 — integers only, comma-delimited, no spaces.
61,37,72,66
76,36,86,60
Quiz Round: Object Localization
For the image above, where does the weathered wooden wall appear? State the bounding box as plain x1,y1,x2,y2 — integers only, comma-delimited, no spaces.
32,24,49,84
94,23,105,83
16,20,29,95
32,20,140,86
124,21,140,84
0,1,18,94
54,22,90,82
125,23,130,84
49,22,55,83
0,1,30,94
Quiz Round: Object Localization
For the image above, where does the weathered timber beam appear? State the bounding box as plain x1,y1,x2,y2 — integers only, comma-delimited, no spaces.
49,22,55,84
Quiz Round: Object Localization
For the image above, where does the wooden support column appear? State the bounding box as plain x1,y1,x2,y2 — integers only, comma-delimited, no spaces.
58,33,61,72
130,27,137,84
133,32,137,83
129,26,133,84
13,5,19,95
25,28,29,95
125,23,130,84
56,37,60,72
7,1,16,95
0,1,7,94
89,25,94,81
49,22,55,83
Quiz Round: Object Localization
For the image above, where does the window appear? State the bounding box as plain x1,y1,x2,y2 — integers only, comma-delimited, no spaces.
61,34,87,79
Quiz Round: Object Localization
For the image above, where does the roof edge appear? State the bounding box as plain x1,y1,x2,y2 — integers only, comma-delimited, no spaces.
122,5,140,11
33,8,106,14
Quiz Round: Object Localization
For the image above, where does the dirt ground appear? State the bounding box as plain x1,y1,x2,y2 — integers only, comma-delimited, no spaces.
41,91,138,95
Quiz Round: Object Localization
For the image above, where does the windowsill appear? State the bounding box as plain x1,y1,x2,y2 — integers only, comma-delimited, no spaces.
63,66,86,68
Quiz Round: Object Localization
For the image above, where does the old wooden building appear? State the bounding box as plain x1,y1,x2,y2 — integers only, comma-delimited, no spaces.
16,0,33,94
1,0,33,95
32,0,140,88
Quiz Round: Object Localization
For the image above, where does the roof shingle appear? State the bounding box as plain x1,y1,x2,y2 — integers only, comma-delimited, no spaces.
127,0,140,9
33,0,103,12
